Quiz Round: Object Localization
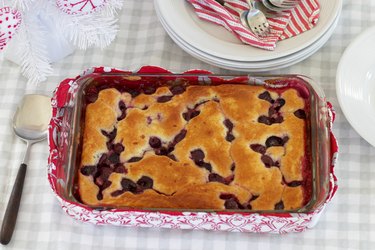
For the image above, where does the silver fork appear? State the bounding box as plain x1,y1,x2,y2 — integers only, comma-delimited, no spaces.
215,0,270,36
245,0,270,36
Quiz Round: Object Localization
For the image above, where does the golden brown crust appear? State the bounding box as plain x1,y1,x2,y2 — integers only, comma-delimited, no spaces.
78,84,309,211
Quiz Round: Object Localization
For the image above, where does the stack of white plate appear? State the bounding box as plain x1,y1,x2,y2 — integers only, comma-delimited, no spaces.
154,0,342,71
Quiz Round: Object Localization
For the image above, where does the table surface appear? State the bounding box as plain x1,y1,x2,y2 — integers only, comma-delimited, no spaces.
1,1,374,249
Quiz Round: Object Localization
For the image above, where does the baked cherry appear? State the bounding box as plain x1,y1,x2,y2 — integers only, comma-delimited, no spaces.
268,107,277,117
182,109,200,121
250,195,259,201
102,180,112,190
223,119,233,131
190,149,212,171
121,178,138,193
81,165,97,176
167,154,177,161
157,95,173,103
223,119,235,141
119,100,126,110
147,116,152,125
271,116,284,124
274,200,284,210
137,176,154,189
294,109,306,119
95,166,113,185
117,111,126,121
98,154,108,165
220,193,244,209
258,91,274,103
97,193,103,200
173,129,187,144
265,136,285,147
208,173,226,184
224,199,240,209
111,190,125,197
250,144,266,154
102,128,117,141
114,165,126,173
258,115,272,125
128,157,142,163
219,193,234,200
190,149,205,162
194,161,211,171
149,136,162,148
155,146,169,156
225,134,235,142
258,94,286,126
273,98,285,111
261,155,275,168
113,143,125,154
286,180,302,187
108,153,120,164
169,85,185,95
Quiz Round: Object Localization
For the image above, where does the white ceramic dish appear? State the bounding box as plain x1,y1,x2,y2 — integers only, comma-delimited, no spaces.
336,26,375,147
154,0,342,62
156,3,340,71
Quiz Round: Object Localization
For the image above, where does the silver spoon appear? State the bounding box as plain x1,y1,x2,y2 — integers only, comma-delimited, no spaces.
262,0,296,11
253,1,285,18
0,94,51,245
262,0,285,11
268,0,299,9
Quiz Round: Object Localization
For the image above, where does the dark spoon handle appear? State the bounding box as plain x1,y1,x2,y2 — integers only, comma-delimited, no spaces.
0,163,27,245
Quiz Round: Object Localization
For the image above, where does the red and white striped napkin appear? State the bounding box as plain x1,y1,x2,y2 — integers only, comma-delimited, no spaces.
187,0,320,50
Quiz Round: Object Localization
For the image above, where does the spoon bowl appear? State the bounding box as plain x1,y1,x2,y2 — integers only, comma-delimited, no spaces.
0,94,51,245
253,1,285,18
13,125,48,142
262,0,298,11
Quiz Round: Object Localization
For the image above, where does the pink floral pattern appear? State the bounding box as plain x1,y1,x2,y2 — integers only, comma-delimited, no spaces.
0,7,22,51
47,66,338,234
56,0,108,15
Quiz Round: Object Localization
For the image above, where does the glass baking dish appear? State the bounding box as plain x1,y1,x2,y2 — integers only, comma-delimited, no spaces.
53,71,332,214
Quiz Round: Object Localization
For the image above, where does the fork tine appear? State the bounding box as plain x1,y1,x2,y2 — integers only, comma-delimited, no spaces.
256,21,270,37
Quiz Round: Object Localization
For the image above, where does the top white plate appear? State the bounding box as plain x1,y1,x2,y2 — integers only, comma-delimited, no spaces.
155,0,342,62
336,26,375,147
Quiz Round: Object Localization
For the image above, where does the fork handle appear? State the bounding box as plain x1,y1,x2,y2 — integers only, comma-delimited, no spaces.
0,163,27,245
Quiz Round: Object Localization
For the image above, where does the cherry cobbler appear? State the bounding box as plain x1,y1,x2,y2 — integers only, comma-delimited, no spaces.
78,83,311,210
